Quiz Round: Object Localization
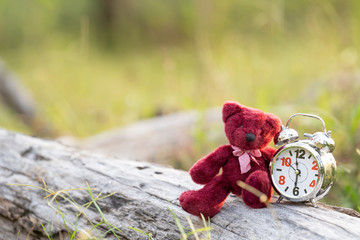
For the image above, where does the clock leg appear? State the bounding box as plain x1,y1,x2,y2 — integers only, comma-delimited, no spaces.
310,198,318,208
276,196,284,204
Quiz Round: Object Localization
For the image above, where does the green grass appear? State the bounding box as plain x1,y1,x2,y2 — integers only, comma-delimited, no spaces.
9,181,127,239
9,181,211,240
2,34,359,210
1,34,355,137
1,0,359,211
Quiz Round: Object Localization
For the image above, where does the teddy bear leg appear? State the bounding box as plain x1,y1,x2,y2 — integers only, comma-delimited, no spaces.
179,176,230,218
242,170,272,208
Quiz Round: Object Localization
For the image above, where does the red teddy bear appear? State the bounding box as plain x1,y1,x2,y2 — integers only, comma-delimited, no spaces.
179,101,281,218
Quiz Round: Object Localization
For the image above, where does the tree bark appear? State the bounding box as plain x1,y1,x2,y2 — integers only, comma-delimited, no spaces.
81,108,225,169
0,129,359,240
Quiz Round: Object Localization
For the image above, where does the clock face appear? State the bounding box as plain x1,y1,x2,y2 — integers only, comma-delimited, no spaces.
271,146,320,200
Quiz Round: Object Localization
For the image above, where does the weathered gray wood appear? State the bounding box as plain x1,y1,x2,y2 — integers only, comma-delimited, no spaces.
0,129,360,240
79,106,292,168
82,108,226,168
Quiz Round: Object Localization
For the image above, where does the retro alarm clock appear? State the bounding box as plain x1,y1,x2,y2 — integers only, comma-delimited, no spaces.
270,113,337,207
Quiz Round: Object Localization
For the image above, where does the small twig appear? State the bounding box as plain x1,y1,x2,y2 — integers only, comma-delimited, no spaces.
236,180,269,205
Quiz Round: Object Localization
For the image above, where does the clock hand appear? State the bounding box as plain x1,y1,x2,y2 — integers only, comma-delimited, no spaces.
294,155,300,188
292,165,301,177
287,156,299,173
295,155,301,176
289,164,296,171
294,169,299,187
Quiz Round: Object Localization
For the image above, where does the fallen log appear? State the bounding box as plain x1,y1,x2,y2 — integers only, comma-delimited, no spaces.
0,129,359,240
79,106,297,169
81,108,226,169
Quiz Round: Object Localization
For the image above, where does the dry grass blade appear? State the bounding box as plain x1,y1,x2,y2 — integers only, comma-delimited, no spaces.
236,180,285,239
8,181,121,239
85,182,122,239
186,216,200,240
169,208,187,239
236,180,269,205
201,214,211,240
128,227,153,240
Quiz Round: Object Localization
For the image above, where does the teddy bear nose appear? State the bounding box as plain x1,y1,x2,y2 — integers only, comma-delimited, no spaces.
245,133,256,142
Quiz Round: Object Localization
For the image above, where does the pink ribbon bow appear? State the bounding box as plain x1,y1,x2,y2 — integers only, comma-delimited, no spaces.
231,145,262,174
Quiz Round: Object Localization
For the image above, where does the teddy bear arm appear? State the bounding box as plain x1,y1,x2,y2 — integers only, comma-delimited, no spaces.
261,146,278,162
189,145,231,184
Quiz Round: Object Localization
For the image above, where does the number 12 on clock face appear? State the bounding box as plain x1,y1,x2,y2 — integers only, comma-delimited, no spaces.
271,147,320,199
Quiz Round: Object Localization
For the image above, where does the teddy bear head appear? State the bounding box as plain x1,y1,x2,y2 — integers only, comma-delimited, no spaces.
222,101,281,150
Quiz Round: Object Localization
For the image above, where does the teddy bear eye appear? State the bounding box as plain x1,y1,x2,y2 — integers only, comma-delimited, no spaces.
240,125,243,128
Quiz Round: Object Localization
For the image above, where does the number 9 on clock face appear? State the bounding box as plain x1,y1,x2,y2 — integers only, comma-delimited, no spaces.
271,146,320,200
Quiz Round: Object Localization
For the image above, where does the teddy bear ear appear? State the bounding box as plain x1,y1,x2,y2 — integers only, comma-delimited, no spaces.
265,113,282,132
222,101,244,122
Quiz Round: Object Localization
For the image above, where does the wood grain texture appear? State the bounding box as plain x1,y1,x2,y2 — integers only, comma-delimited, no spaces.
0,129,359,240
81,108,225,168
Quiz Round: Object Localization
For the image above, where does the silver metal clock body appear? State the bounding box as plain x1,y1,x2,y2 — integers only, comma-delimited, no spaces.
271,113,337,207
271,142,336,205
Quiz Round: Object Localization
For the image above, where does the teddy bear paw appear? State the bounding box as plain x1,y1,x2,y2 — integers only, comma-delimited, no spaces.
179,190,222,218
242,170,272,208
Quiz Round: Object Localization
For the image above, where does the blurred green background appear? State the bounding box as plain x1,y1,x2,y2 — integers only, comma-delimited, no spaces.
0,0,359,210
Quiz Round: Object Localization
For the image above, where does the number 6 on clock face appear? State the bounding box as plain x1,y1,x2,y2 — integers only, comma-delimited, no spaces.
271,146,320,200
